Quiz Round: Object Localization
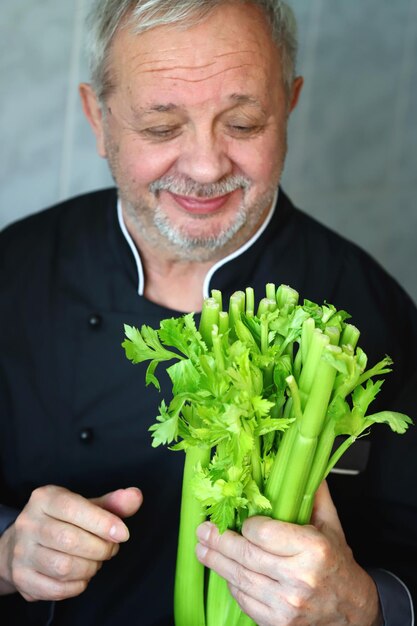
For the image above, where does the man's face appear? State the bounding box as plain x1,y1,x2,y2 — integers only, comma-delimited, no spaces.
83,3,301,262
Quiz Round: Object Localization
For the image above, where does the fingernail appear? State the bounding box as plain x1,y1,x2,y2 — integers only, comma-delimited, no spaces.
195,543,208,560
110,524,129,542
197,522,213,543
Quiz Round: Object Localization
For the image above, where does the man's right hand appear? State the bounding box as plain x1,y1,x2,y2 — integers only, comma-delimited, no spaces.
0,485,143,601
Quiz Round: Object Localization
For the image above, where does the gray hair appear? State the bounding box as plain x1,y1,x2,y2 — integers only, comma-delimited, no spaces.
85,0,298,102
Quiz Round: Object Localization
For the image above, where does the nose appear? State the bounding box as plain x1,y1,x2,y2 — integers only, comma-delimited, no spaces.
176,128,233,184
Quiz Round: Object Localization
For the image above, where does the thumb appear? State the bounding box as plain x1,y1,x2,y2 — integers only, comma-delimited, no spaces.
91,487,143,519
310,480,345,538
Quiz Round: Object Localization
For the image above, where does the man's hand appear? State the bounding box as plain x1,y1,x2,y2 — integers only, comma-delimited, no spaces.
196,481,383,626
0,485,143,601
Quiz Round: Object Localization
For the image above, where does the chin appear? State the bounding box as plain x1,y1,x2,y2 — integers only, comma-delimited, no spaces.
161,222,250,263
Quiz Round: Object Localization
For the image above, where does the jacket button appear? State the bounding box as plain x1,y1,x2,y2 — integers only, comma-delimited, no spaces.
79,428,94,444
88,314,102,329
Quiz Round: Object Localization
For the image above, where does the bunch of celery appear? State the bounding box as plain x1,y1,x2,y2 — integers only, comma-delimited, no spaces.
122,283,411,626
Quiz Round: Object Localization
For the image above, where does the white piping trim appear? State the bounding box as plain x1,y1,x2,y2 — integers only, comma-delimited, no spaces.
380,569,415,626
117,198,145,295
330,468,360,476
202,189,279,298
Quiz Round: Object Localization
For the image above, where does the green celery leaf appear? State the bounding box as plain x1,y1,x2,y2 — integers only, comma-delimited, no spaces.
303,300,351,330
234,426,254,465
234,320,260,352
254,416,294,437
159,314,206,361
352,379,383,415
241,315,262,346
198,354,230,398
191,466,248,532
123,324,181,389
244,479,272,517
261,432,276,457
363,411,413,434
250,395,275,418
328,396,354,436
269,307,307,342
167,359,201,395
322,347,351,376
149,399,183,447
122,324,176,363
141,325,179,358
145,360,161,390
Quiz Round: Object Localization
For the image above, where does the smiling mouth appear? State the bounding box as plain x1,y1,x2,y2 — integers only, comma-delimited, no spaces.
168,190,236,214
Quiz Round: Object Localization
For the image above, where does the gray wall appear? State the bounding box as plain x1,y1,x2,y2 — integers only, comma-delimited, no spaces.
1,0,416,303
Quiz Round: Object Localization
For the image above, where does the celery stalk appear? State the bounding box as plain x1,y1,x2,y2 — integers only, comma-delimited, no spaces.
298,329,328,406
265,282,276,301
199,298,220,348
211,289,223,311
206,573,255,626
174,445,210,626
296,417,336,524
206,571,237,626
245,287,255,316
340,323,360,350
267,334,338,522
270,432,317,522
276,284,299,311
218,311,229,335
235,613,257,626
229,292,245,338
256,297,275,316
299,349,338,438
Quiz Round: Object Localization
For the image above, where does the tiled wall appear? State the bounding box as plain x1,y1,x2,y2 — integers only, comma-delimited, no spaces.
1,0,416,302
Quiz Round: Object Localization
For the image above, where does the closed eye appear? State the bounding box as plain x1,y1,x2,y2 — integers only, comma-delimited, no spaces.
227,124,264,138
140,126,182,141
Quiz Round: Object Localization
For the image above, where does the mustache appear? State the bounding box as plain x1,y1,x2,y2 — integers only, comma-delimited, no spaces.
149,174,251,198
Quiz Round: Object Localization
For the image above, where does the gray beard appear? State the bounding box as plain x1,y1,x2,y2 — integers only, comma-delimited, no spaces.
121,174,276,262
151,174,252,257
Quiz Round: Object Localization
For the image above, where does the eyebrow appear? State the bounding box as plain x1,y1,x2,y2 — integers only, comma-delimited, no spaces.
131,94,264,119
147,103,179,113
229,94,263,108
129,103,179,121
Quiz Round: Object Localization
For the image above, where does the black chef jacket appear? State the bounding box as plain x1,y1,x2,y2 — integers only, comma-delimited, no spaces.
1,187,416,625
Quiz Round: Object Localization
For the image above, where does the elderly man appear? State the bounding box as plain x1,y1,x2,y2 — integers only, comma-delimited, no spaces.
0,1,416,625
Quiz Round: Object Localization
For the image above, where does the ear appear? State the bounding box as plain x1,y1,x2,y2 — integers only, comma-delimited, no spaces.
288,76,304,113
79,83,107,158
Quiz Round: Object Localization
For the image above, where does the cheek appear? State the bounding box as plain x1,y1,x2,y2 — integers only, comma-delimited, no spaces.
232,137,284,187
117,138,179,186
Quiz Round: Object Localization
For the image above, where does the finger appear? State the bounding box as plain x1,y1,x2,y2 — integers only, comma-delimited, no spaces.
196,522,283,580
34,486,130,543
17,569,89,603
34,545,104,582
38,518,119,561
310,480,345,537
240,516,321,557
91,487,143,519
195,540,276,609
228,583,281,626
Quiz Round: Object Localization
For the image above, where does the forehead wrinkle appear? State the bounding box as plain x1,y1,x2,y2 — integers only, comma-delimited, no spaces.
131,47,264,73
133,57,217,71
139,63,258,84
